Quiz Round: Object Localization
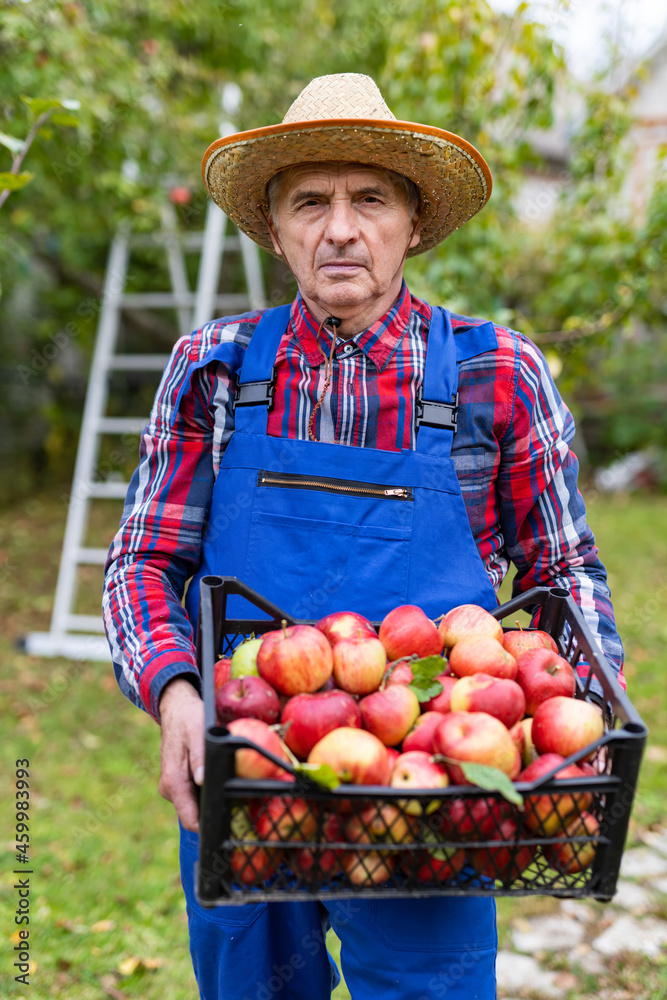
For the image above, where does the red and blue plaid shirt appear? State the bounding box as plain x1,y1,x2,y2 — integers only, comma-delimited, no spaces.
103,282,624,720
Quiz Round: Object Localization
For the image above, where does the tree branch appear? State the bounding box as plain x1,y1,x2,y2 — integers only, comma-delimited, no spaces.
0,110,53,211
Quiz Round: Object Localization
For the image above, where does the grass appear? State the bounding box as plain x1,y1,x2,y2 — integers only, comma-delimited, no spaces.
1,489,666,998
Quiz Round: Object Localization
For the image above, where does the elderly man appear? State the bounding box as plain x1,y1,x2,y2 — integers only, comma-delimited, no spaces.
104,74,623,999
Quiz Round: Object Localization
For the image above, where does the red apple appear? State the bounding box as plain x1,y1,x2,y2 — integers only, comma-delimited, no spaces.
226,718,291,781
214,657,232,692
408,844,468,884
360,803,418,844
230,843,280,884
281,689,362,759
390,750,449,815
169,185,192,205
359,684,420,746
449,636,517,680
290,812,343,876
215,676,280,725
403,711,448,754
342,848,394,886
422,674,457,714
544,810,600,874
433,711,521,785
253,796,318,843
386,747,401,769
307,727,391,785
379,605,444,660
438,604,503,648
316,610,377,645
502,628,558,658
515,648,577,716
385,661,415,686
332,634,387,695
449,673,526,730
257,624,333,696
509,717,536,767
519,753,594,835
468,817,535,883
531,696,604,760
446,796,511,841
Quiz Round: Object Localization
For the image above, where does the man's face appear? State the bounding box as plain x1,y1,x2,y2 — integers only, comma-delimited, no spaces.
267,163,421,332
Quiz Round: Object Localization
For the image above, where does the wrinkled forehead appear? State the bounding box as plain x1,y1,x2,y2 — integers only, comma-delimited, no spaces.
271,161,400,198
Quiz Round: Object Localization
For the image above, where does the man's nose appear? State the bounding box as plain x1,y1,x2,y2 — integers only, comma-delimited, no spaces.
324,200,360,246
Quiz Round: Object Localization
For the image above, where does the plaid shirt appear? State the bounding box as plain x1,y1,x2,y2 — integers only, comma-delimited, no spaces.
103,282,624,721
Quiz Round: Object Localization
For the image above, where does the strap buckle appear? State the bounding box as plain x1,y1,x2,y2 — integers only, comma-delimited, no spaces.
235,367,277,410
415,388,458,433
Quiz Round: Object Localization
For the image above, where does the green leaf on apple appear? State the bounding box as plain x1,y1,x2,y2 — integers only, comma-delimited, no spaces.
292,762,341,791
408,654,448,702
456,762,524,809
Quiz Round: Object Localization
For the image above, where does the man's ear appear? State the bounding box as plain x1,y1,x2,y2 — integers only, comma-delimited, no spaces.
266,216,284,257
408,217,421,251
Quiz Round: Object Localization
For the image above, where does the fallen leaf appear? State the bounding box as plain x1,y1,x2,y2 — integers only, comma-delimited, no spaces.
142,957,164,969
118,957,140,976
92,919,115,933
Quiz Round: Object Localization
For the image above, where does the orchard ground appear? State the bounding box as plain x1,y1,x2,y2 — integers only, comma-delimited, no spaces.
1,490,666,999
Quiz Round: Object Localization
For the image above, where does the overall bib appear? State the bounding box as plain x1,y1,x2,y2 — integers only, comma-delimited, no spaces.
179,304,499,1000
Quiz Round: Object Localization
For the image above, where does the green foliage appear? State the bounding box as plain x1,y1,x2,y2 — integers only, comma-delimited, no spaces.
1,0,666,499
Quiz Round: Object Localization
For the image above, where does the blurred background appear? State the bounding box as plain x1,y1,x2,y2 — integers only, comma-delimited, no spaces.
2,1,667,998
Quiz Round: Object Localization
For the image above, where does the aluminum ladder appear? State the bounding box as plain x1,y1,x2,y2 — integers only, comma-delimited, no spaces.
25,200,265,660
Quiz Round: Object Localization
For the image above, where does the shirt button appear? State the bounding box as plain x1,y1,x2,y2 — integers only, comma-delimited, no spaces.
342,344,354,354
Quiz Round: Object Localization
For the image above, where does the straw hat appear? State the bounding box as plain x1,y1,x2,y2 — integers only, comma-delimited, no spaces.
202,73,492,257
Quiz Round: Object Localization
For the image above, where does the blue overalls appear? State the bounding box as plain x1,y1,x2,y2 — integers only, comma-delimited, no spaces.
179,303,499,999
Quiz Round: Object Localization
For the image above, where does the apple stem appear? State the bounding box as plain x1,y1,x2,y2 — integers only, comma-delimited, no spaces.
281,619,288,639
432,614,445,623
515,620,524,631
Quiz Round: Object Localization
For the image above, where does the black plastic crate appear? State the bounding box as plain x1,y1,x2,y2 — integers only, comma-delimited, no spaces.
195,577,647,905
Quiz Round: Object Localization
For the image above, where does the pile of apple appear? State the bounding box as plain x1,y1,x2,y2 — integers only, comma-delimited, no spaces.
212,603,605,889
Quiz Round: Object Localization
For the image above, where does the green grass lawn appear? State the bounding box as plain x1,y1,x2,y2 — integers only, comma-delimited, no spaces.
1,490,665,998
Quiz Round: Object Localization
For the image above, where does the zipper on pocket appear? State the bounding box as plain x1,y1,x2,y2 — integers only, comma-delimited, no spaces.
257,470,413,501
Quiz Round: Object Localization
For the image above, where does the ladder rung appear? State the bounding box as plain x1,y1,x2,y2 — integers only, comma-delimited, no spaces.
76,547,110,565
128,232,242,252
96,417,146,434
65,614,107,633
119,292,251,310
86,482,131,499
109,354,171,371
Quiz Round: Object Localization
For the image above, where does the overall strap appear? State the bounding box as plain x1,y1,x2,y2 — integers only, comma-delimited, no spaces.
415,307,458,457
234,304,291,434
415,308,499,458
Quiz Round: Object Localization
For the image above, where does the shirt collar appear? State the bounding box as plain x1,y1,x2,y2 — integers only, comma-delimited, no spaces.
288,281,428,372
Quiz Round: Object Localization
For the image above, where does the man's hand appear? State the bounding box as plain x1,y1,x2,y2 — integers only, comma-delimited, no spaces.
158,678,205,832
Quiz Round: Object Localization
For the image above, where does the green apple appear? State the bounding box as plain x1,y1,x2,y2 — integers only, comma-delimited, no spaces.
231,636,263,678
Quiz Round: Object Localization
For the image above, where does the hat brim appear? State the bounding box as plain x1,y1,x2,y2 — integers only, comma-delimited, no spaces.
202,119,492,257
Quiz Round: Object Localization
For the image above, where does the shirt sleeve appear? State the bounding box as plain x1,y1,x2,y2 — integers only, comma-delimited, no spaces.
102,331,237,722
497,333,625,693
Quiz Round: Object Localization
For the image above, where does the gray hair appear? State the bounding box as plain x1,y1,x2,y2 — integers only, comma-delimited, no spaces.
266,163,420,223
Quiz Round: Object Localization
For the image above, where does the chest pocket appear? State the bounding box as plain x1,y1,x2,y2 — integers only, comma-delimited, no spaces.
241,471,414,621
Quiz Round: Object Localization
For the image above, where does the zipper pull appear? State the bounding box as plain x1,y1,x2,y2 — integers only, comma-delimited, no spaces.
384,488,410,498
